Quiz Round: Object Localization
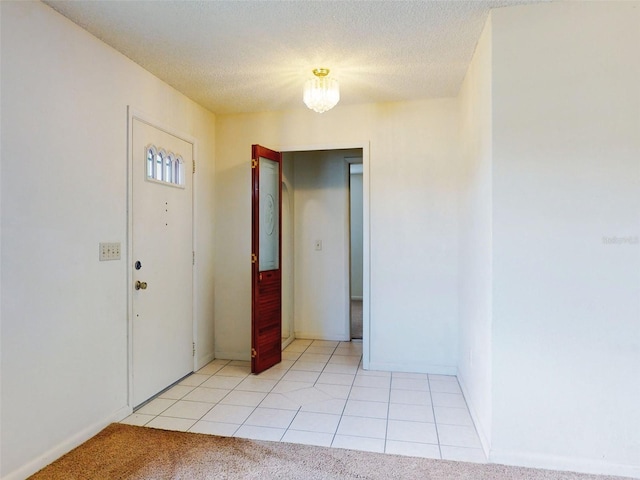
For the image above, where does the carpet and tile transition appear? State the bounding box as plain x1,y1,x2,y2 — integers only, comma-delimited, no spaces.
30,424,631,480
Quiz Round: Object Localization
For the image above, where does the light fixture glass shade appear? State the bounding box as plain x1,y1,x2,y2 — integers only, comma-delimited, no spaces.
303,69,340,113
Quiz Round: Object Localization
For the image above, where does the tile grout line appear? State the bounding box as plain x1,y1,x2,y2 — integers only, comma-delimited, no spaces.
279,406,303,443
184,360,248,433
158,357,271,434
246,340,361,447
139,370,216,428
426,375,442,460
137,359,233,424
278,340,319,442
383,371,393,453
189,365,240,430
310,341,337,385
239,340,313,440
188,361,254,432
129,342,369,445
454,376,487,461
328,348,361,448
129,353,485,460
289,339,353,444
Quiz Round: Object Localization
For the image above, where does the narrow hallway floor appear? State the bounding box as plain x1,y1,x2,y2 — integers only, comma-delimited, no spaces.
121,339,485,463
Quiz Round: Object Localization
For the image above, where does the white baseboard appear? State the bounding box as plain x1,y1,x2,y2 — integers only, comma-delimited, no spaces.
195,351,216,370
214,350,251,361
490,449,640,479
294,332,350,342
367,362,456,375
4,405,131,480
456,375,491,457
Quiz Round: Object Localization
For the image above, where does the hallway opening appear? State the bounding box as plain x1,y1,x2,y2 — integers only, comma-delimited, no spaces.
280,148,364,349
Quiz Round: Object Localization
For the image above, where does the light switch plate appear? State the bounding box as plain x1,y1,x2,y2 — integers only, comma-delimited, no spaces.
99,242,121,261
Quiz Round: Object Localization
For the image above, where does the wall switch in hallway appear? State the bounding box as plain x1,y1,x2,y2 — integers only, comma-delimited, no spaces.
99,242,121,261
315,240,323,251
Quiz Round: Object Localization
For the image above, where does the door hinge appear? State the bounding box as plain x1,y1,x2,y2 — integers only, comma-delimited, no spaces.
251,158,258,169
251,348,257,358
192,342,196,357
192,160,196,174
192,251,195,265
251,253,257,264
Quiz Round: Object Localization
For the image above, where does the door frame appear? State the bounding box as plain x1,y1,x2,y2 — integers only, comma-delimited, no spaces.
280,178,295,350
278,142,371,369
347,159,364,340
126,106,197,408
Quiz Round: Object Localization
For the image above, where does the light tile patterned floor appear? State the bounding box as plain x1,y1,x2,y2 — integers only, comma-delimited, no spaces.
121,339,486,463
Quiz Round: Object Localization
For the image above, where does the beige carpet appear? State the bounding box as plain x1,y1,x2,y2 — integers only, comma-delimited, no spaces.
29,424,631,480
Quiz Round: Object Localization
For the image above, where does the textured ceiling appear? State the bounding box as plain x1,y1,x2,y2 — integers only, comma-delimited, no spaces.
44,0,544,114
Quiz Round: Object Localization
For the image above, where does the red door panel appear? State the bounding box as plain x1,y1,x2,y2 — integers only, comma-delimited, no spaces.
251,144,282,374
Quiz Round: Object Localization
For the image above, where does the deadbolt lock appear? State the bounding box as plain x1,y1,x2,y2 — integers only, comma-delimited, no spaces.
135,280,148,290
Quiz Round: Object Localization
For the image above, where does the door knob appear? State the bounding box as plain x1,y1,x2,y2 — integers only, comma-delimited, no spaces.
135,280,148,290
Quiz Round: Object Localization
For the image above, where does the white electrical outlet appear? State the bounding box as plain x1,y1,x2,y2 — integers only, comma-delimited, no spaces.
99,242,121,261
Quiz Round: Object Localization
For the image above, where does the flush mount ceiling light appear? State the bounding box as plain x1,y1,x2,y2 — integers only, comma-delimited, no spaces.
303,68,340,113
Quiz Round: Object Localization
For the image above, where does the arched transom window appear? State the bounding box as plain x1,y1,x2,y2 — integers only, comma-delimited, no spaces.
145,144,185,187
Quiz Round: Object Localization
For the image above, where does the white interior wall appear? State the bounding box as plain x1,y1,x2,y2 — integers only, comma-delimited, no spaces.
490,2,640,476
214,101,460,372
456,16,493,454
0,2,216,478
292,150,350,340
350,172,364,299
281,154,295,343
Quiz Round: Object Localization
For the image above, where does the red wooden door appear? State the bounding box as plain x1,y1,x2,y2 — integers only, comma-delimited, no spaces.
251,145,282,374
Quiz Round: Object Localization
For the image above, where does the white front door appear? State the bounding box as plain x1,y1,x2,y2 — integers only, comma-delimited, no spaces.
132,118,193,407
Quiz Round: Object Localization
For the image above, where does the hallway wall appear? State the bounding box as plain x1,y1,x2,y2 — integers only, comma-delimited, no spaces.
281,155,295,343
350,170,364,299
214,100,461,373
0,2,216,478
490,2,640,476
457,14,493,454
456,4,640,476
292,150,350,341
